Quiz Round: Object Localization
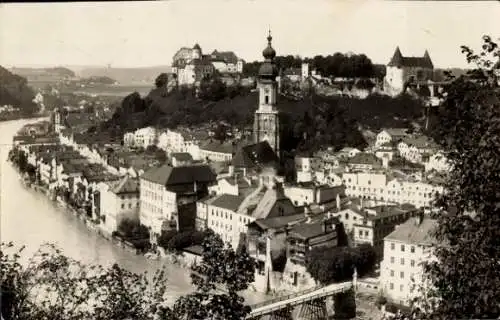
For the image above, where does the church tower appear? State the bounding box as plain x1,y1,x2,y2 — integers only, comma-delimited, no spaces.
253,31,280,157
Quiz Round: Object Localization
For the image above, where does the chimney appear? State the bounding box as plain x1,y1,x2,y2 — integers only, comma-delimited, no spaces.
336,194,341,211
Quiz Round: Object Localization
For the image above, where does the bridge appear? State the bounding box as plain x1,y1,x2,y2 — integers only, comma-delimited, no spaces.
246,280,353,319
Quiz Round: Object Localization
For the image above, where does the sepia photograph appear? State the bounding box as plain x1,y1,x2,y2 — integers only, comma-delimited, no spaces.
0,0,499,319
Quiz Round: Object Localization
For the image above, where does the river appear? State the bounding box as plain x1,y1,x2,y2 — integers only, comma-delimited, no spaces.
0,118,268,305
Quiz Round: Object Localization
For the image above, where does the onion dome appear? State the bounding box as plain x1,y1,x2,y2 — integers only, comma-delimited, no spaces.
259,31,279,79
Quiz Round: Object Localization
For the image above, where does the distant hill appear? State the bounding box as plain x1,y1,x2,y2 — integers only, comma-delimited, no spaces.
0,65,38,115
78,66,172,85
10,67,75,80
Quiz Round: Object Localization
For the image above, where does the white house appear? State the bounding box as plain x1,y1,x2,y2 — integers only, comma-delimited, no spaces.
425,152,452,173
99,176,140,236
380,215,438,306
376,129,410,147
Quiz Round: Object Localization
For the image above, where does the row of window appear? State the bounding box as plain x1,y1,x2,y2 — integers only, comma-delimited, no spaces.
390,243,416,253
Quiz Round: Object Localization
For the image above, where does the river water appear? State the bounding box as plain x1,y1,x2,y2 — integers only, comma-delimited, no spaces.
0,118,267,305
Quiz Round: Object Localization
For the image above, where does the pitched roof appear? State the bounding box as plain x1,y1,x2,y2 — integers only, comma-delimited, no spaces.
210,194,246,212
382,128,410,138
210,50,239,64
349,152,381,166
200,141,234,154
140,164,216,186
232,141,279,169
249,213,306,231
171,152,193,162
388,47,434,69
251,186,294,219
401,136,438,149
385,216,438,246
288,216,341,240
108,175,139,194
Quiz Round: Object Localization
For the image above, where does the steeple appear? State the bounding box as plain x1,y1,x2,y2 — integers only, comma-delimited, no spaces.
424,49,434,68
259,30,279,80
388,46,404,67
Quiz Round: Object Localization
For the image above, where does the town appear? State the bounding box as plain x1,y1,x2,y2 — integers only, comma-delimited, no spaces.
4,30,460,320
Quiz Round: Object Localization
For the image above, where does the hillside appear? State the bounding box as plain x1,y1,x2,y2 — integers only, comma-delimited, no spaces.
9,67,75,80
78,66,172,84
99,82,426,154
0,65,38,115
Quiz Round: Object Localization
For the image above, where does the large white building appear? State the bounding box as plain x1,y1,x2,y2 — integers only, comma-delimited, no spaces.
99,176,140,236
342,172,444,208
157,129,202,159
139,164,216,245
171,44,244,86
380,215,438,306
123,127,158,149
375,129,410,147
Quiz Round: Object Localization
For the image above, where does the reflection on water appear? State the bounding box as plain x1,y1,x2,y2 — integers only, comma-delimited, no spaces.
0,118,267,304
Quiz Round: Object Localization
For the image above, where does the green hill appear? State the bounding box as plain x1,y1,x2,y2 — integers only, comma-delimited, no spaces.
0,65,38,115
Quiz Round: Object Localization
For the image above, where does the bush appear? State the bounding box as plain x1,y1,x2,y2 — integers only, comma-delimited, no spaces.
165,230,210,252
117,219,149,240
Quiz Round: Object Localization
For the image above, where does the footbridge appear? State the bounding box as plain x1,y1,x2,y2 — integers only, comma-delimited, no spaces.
246,280,353,319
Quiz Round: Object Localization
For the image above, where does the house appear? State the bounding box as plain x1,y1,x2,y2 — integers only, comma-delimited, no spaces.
283,212,345,290
139,164,217,246
199,140,234,162
374,142,397,163
397,136,438,163
424,152,452,173
375,129,410,147
123,127,158,149
333,203,420,258
283,182,345,207
157,128,202,159
99,175,140,236
336,147,361,159
380,215,438,306
348,152,382,171
295,155,322,183
384,47,434,97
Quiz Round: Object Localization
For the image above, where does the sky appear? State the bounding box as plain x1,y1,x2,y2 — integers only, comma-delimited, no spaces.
1,0,499,69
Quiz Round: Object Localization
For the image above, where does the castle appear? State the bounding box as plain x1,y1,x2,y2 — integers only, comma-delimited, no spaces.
171,44,244,86
384,47,434,96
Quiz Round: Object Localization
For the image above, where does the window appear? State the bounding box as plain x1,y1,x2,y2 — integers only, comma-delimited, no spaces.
390,256,395,263
401,258,405,265
364,231,369,236
121,204,124,209
265,96,269,104
401,244,405,252
391,243,395,250
390,270,394,277
400,271,404,279
400,284,404,292
390,283,394,290
411,246,415,253
128,203,132,209
411,260,415,267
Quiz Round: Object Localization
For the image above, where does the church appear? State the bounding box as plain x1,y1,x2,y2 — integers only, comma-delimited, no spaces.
383,47,434,97
232,31,282,175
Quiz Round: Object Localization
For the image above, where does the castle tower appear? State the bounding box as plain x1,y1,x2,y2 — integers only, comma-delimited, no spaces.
192,43,202,60
253,31,280,157
301,62,309,81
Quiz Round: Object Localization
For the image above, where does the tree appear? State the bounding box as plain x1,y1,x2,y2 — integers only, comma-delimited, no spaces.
0,242,172,320
402,35,500,319
172,230,256,319
155,73,169,89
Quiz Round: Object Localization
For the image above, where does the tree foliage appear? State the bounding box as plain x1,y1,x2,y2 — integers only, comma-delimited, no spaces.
172,230,256,320
305,243,377,285
395,35,500,320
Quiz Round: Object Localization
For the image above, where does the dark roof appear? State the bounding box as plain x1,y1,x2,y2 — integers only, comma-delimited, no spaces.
249,213,306,231
200,141,234,154
109,175,139,194
388,47,434,69
349,152,381,166
171,152,193,162
288,217,341,240
210,194,246,212
385,216,438,246
232,141,279,169
140,164,216,186
183,245,203,256
210,50,239,64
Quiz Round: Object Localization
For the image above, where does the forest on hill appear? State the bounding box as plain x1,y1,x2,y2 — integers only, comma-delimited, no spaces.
0,66,38,115
96,74,426,155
